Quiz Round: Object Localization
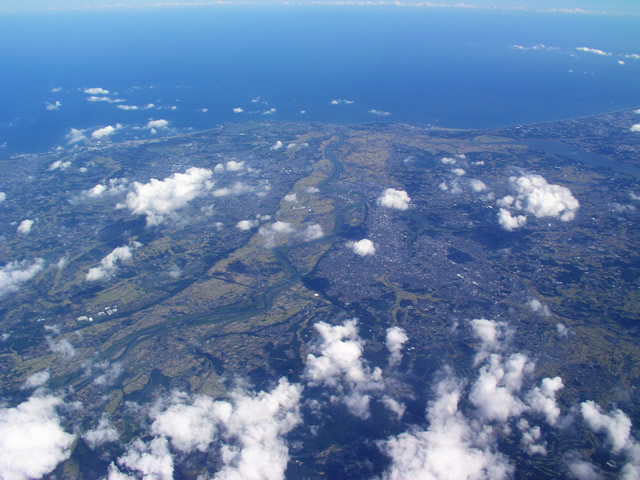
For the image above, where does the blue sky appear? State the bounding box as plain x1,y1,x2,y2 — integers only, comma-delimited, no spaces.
2,0,640,15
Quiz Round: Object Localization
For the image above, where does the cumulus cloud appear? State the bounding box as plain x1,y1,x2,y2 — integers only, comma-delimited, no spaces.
48,159,71,171
304,319,384,419
581,401,632,454
23,370,50,389
17,219,34,234
214,161,245,173
301,224,324,241
631,124,640,132
441,157,456,165
452,168,466,176
470,318,511,365
470,179,487,192
349,239,376,257
117,103,154,111
47,337,75,359
0,395,75,480
259,221,296,248
330,99,354,105
576,46,611,56
0,259,44,297
86,243,140,281
469,352,534,422
232,107,244,113
263,108,277,115
369,109,391,117
83,178,129,200
270,140,284,151
45,100,62,111
498,208,527,231
0,192,5,202
283,193,297,203
114,437,174,480
556,323,569,337
146,119,169,132
84,87,110,95
526,377,564,425
212,182,254,197
66,128,86,144
377,188,411,210
236,219,258,231
509,174,579,221
381,373,513,480
113,378,302,480
83,416,119,449
528,298,551,317
92,124,122,140
386,326,408,366
121,167,214,225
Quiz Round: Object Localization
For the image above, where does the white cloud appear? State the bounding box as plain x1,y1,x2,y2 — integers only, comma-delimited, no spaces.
330,99,354,105
224,160,244,172
528,298,551,317
381,373,513,480
212,182,254,197
556,323,569,337
576,46,611,56
386,326,408,366
566,456,603,480
304,319,384,419
117,104,154,111
283,193,297,203
377,188,411,210
17,219,34,234
86,243,140,281
47,337,75,359
581,401,632,453
66,128,86,144
630,124,640,132
498,207,527,231
84,87,110,95
349,239,376,257
469,353,534,422
114,437,174,480
115,378,302,480
625,54,640,60
259,222,296,248
51,87,62,93
452,168,466,176
263,108,277,115
470,179,487,192
83,416,119,449
45,100,62,111
518,419,547,455
91,124,122,140
441,157,456,165
0,192,5,202
381,396,406,420
236,219,258,231
271,221,295,234
526,377,564,425
93,362,124,386
121,167,214,225
232,107,244,113
470,318,510,365
87,96,125,103
301,224,324,241
146,119,169,130
0,395,75,480
271,140,284,151
23,370,50,389
509,174,579,221
48,160,71,171
369,109,391,116
0,259,44,297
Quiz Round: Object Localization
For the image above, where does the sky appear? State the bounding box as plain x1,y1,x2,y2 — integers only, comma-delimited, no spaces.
2,0,640,14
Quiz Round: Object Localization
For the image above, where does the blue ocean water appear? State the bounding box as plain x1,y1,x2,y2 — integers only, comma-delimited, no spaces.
0,6,639,154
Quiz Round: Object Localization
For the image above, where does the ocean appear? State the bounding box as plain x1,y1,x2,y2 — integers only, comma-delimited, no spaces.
0,6,639,155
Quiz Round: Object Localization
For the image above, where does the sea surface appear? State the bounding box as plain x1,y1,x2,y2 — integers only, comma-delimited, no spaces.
0,6,639,154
